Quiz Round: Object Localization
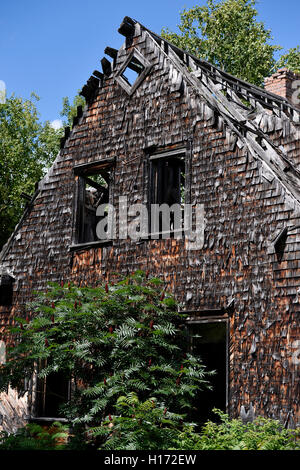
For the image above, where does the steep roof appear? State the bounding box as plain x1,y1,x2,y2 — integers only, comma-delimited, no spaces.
71,16,300,211
1,16,300,265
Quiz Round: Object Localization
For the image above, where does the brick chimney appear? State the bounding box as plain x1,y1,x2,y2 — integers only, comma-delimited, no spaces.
265,68,300,109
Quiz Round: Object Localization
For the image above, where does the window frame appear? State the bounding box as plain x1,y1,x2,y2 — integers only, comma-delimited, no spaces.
70,157,115,251
146,146,191,239
35,366,71,419
115,48,152,96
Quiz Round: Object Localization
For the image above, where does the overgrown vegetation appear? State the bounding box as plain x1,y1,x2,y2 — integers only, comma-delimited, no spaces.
0,408,299,450
1,271,299,450
0,271,211,448
173,409,300,450
0,421,68,450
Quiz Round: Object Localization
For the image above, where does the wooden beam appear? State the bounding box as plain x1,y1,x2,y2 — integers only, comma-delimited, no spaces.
104,47,118,59
118,16,135,38
92,70,104,81
101,57,112,77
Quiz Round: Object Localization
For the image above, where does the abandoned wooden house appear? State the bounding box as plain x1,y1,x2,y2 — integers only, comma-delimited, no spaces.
0,16,300,432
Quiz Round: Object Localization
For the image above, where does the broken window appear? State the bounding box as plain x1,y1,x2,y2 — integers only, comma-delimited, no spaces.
149,149,186,237
0,274,14,306
115,49,152,95
73,159,114,246
187,319,228,425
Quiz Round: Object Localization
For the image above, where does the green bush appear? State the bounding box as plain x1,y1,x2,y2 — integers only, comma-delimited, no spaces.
0,271,212,448
0,422,68,450
92,392,183,450
1,407,298,451
173,409,300,450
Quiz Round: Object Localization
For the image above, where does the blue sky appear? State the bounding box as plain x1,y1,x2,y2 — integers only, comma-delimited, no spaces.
1,0,299,125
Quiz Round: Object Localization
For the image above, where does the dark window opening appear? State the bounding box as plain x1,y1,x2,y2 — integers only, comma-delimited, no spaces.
274,227,288,262
74,161,113,245
116,49,152,96
188,320,228,425
150,153,185,237
37,371,70,418
121,56,145,87
0,274,14,306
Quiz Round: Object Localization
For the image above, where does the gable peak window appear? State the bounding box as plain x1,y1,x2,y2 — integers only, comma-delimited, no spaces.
115,49,152,96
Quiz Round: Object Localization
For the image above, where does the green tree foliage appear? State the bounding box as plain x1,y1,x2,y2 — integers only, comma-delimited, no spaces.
0,93,63,249
60,92,85,128
0,271,211,448
277,46,300,74
161,0,281,86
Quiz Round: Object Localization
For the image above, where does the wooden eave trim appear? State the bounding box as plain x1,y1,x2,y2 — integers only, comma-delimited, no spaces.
139,20,299,113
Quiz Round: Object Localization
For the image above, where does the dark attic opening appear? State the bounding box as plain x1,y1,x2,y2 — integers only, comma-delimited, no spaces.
115,48,152,96
73,158,114,246
122,56,144,87
149,149,186,237
188,319,228,425
0,274,14,306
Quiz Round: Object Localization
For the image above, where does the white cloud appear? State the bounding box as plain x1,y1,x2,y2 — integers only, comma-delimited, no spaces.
0,80,6,104
50,119,63,130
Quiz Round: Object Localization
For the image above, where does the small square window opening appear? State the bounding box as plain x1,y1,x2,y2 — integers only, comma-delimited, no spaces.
116,49,152,96
121,56,145,87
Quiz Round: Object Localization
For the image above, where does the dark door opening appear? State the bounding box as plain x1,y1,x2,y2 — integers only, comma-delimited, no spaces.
37,371,70,418
188,320,228,425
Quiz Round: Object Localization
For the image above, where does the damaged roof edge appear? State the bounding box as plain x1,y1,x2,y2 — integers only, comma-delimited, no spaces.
129,16,300,114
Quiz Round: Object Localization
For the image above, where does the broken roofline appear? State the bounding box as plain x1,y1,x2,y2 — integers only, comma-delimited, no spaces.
79,15,299,116
95,16,300,207
124,16,299,114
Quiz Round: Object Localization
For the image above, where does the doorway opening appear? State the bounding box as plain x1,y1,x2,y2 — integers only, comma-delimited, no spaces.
188,318,228,425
